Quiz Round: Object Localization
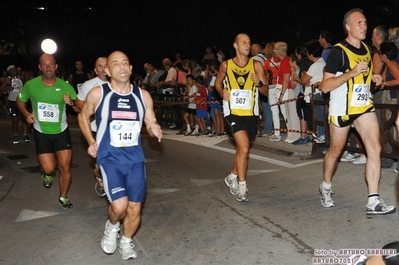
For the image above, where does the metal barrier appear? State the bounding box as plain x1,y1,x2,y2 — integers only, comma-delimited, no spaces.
151,91,187,128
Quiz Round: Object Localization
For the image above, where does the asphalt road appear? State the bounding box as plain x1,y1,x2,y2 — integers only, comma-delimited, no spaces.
0,115,398,265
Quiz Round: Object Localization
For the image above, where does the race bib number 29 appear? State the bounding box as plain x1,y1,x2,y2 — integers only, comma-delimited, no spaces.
351,84,370,106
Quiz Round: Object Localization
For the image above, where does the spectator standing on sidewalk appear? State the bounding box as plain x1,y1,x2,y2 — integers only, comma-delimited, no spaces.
215,33,268,202
193,75,208,136
78,51,162,260
182,74,198,136
274,41,300,143
319,30,333,62
251,43,273,138
205,61,224,137
264,42,282,141
159,58,178,129
318,8,396,215
292,43,315,145
17,53,78,209
299,41,326,143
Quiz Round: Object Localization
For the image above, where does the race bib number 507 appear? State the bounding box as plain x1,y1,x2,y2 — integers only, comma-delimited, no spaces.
230,89,251,110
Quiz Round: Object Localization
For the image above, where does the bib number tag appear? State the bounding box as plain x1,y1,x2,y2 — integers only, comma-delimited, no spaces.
351,84,370,106
230,89,251,110
110,120,140,147
37,102,59,122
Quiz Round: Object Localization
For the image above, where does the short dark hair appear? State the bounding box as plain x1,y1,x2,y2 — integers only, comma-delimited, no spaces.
295,44,307,61
195,75,204,85
186,74,194,80
380,41,398,60
306,41,323,58
320,30,333,44
290,53,301,66
175,62,183,70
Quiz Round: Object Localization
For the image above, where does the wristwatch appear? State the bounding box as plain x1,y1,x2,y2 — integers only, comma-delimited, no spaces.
256,81,264,87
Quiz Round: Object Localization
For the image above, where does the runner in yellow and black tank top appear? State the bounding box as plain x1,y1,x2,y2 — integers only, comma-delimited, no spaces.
328,41,374,127
222,58,259,117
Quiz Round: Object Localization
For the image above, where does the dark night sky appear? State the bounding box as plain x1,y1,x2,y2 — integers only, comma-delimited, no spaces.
1,0,399,77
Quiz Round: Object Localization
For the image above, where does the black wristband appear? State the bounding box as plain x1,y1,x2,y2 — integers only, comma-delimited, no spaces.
256,81,264,87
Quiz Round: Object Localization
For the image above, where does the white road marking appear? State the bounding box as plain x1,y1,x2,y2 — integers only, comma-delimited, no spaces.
190,179,224,186
147,188,181,194
161,131,323,168
15,209,61,222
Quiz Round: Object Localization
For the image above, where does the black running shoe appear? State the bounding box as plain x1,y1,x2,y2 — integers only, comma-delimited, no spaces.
95,182,106,197
41,174,53,188
59,197,73,209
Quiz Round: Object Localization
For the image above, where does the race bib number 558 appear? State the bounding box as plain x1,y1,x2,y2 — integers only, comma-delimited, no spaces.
37,102,59,122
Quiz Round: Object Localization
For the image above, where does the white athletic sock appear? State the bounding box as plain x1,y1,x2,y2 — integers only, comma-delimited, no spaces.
322,181,331,190
367,194,379,205
108,220,120,229
228,173,238,180
239,181,246,186
121,235,131,243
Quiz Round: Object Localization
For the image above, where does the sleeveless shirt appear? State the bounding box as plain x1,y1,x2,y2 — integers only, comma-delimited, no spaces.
329,42,374,116
7,76,23,101
95,83,146,165
222,58,259,116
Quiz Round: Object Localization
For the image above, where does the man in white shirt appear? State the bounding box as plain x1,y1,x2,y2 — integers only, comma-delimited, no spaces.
76,56,109,197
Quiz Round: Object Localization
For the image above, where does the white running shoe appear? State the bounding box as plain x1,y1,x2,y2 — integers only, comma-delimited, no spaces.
264,132,274,138
366,198,396,215
314,135,325,143
340,151,357,162
319,183,334,207
184,129,192,136
284,138,295,144
236,184,248,202
101,220,120,254
190,130,199,136
352,154,367,165
269,135,281,142
119,239,138,260
224,175,238,195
